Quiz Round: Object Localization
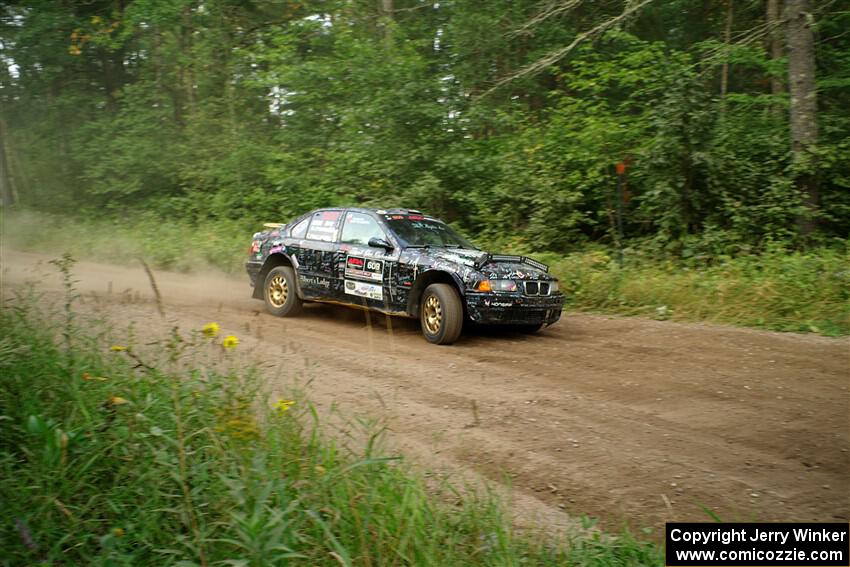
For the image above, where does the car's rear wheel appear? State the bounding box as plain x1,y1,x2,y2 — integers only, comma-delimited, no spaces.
420,283,463,345
263,266,303,317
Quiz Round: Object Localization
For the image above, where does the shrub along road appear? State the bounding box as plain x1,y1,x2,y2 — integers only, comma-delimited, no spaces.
4,249,848,537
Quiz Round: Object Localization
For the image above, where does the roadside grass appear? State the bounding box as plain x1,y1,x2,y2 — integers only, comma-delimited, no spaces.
3,209,846,336
1,209,249,274
0,255,661,566
536,246,849,336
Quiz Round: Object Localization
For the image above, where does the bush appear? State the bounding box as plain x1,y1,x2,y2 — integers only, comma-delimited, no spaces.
2,210,250,274
549,245,849,336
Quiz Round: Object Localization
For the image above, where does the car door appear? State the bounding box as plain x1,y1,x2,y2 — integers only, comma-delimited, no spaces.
295,209,342,300
337,211,400,310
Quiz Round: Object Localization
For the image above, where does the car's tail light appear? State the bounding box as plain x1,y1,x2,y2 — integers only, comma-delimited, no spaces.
249,240,260,255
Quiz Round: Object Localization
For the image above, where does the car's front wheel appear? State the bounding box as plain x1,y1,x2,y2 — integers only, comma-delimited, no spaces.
263,266,303,317
420,283,464,345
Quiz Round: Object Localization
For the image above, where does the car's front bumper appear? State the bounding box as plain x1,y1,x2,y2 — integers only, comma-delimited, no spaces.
465,292,564,326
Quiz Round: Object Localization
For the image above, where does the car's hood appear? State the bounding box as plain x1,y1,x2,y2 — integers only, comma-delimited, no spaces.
421,247,489,268
478,260,551,280
410,247,553,281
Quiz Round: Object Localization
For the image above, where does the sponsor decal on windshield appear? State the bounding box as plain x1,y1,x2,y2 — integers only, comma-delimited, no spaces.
346,213,373,225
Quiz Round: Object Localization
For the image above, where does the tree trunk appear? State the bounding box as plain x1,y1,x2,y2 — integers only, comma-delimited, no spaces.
380,0,394,45
181,6,196,113
720,0,733,106
785,0,818,235
767,0,785,98
0,120,17,207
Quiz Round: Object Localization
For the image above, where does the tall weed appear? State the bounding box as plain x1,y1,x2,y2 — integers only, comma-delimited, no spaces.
2,209,249,274
547,246,848,335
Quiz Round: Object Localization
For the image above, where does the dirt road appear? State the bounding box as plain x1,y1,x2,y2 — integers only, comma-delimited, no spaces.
4,249,848,537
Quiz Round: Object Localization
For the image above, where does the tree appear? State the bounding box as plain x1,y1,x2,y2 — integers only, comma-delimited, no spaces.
766,0,785,102
785,0,819,234
0,120,18,206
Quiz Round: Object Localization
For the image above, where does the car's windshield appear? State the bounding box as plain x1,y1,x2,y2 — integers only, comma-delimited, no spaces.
384,215,477,249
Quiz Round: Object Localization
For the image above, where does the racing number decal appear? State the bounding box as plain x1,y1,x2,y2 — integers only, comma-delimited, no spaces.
344,256,383,282
344,255,384,301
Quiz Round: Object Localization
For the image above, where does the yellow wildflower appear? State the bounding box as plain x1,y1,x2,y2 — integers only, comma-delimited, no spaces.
112,527,125,537
82,373,108,382
222,335,239,349
274,399,296,415
202,322,221,338
108,395,129,406
110,345,127,352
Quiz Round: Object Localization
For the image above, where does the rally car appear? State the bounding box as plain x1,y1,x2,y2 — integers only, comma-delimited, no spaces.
246,208,564,344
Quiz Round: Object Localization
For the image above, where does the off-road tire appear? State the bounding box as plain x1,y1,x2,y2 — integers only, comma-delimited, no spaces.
420,283,464,345
263,266,303,317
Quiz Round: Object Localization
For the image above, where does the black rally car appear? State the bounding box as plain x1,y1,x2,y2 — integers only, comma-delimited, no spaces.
246,208,564,344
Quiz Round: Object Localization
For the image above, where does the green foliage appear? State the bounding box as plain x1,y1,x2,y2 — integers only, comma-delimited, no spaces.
547,244,849,336
0,259,663,565
2,0,848,251
2,210,250,274
79,82,182,205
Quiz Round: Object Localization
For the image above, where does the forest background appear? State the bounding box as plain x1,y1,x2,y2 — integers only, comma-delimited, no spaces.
1,0,847,334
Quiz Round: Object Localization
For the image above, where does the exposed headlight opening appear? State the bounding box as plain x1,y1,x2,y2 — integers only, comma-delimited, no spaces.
492,279,518,292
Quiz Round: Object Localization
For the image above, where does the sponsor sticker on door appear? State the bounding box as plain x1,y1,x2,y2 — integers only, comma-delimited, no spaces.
344,280,383,300
345,256,383,282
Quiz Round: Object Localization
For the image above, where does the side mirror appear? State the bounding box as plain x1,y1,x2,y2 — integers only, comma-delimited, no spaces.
368,237,393,252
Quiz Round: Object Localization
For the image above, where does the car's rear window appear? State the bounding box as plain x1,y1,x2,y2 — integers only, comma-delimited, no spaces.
289,217,310,238
305,210,341,242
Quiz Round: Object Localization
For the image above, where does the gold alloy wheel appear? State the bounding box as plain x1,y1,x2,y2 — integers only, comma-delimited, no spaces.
423,294,442,335
268,274,288,308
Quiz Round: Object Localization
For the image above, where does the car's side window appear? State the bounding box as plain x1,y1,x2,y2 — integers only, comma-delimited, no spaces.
340,212,386,245
304,210,341,242
289,217,310,238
